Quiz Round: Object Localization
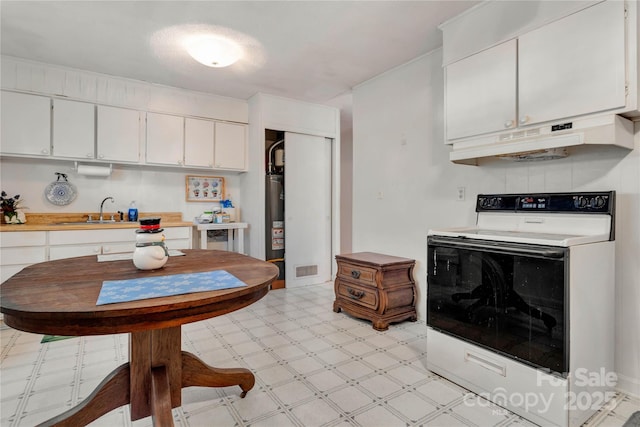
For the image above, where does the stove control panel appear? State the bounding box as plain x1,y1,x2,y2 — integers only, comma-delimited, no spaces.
477,191,614,214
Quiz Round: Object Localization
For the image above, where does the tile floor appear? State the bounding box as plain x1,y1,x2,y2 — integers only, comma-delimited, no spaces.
1,283,638,426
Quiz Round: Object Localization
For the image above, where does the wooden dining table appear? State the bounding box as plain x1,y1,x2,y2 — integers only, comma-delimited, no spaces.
0,249,279,427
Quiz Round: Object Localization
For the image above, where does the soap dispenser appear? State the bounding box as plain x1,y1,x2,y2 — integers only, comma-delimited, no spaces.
128,201,138,222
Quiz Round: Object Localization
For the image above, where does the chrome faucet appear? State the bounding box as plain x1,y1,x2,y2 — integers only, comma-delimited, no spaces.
99,197,115,221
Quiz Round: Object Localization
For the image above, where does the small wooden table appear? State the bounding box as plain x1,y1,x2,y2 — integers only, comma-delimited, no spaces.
333,252,417,331
0,250,278,427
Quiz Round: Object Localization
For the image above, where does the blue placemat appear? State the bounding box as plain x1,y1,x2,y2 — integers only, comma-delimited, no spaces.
96,270,247,305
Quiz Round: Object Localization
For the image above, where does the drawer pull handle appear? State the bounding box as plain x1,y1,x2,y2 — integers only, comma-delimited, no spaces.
351,270,361,279
464,350,507,376
347,287,365,299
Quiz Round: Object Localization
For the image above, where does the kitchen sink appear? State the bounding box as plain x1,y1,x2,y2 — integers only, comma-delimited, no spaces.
50,221,121,225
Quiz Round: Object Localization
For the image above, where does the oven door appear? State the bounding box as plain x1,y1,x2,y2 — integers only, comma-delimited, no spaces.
427,235,568,375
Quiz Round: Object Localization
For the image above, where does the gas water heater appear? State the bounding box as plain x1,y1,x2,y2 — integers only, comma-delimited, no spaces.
265,139,285,281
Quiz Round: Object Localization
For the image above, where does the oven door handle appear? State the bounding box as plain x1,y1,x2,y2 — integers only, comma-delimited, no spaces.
428,236,566,259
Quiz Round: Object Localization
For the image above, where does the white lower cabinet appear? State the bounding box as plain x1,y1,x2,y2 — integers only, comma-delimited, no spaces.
0,227,192,279
49,227,192,260
162,227,192,250
49,244,102,260
0,231,47,283
49,228,136,260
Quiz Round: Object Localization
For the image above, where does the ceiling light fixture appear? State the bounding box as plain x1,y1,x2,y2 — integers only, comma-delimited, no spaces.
186,36,242,68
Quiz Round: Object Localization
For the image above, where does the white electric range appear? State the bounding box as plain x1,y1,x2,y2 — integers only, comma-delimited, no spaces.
427,192,616,427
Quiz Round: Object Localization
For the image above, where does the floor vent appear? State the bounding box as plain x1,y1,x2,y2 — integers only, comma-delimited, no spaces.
296,265,318,277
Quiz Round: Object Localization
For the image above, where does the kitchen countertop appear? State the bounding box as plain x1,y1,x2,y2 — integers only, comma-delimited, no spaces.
0,212,193,232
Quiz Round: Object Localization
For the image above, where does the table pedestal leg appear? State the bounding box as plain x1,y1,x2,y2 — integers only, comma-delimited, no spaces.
36,364,131,427
151,365,174,427
37,326,255,427
181,351,255,397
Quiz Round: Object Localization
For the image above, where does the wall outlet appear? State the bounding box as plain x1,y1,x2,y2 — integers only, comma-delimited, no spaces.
456,187,466,201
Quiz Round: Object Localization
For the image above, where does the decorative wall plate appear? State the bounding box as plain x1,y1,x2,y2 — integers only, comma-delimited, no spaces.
45,173,77,206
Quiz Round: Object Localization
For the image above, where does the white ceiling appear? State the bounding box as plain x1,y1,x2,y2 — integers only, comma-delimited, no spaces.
1,1,477,109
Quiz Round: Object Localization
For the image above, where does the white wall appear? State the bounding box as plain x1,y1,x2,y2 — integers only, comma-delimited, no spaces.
0,157,242,221
352,48,640,396
1,56,248,122
340,118,353,254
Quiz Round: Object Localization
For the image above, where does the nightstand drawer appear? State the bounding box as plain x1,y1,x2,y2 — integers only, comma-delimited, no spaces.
337,262,377,286
336,280,378,310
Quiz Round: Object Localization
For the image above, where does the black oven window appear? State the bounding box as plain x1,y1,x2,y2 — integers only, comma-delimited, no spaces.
427,244,567,375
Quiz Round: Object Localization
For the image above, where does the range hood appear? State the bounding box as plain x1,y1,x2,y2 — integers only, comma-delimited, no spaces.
450,114,635,165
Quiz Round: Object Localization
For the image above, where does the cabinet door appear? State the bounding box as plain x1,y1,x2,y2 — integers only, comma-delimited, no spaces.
518,1,626,126
165,239,191,250
50,228,133,245
445,39,517,141
1,91,51,156
49,244,101,260
0,230,46,283
52,99,95,159
102,242,134,254
184,118,214,168
0,246,47,265
214,122,247,170
0,231,47,247
96,105,141,163
146,112,184,166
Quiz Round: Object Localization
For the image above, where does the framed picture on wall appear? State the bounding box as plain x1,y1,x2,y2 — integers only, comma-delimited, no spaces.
185,175,225,202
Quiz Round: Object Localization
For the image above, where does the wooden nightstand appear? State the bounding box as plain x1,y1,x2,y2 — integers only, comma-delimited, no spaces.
333,252,417,331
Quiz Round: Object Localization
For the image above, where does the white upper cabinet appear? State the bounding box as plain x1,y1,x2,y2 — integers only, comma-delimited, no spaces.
52,99,95,159
146,112,184,166
444,0,631,143
96,105,141,163
518,0,626,126
1,83,248,171
214,122,247,171
184,118,214,168
1,91,51,156
446,40,517,141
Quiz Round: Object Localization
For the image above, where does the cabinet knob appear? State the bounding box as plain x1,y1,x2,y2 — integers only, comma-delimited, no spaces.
519,116,530,125
504,120,514,128
103,247,111,253
177,160,183,165
351,270,361,279
98,154,105,159
41,148,49,154
86,153,93,158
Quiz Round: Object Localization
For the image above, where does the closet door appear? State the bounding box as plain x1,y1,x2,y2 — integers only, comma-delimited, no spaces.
284,132,332,287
